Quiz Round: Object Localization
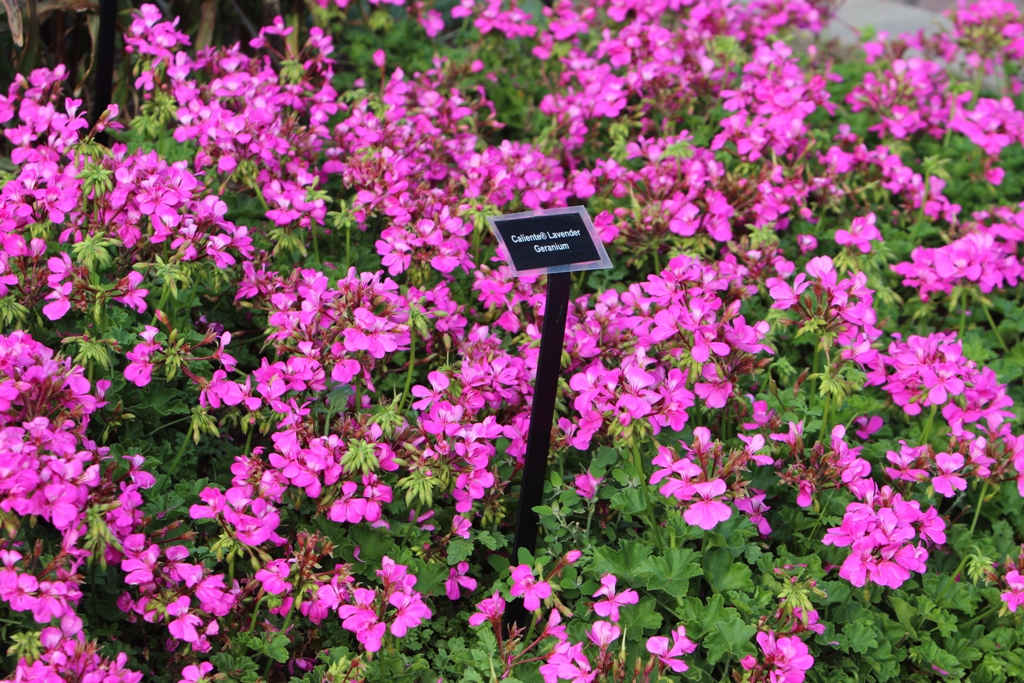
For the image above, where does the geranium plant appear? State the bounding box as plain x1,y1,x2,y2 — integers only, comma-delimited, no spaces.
4,1,1024,682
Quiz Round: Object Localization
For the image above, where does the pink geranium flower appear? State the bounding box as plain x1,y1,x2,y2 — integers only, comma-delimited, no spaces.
683,479,732,530
445,562,477,601
1002,571,1024,612
931,452,967,498
646,625,697,673
510,565,551,611
468,592,505,627
694,364,733,409
592,574,638,622
835,212,882,253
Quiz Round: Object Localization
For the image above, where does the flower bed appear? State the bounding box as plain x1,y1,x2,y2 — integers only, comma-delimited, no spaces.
4,0,1024,681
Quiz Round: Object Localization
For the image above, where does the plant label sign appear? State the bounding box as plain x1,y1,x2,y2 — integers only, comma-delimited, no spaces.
487,206,612,276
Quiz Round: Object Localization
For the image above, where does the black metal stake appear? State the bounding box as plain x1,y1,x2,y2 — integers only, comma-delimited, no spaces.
91,0,118,144
504,270,572,632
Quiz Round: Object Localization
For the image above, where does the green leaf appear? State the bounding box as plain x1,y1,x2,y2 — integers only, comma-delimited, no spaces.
910,638,961,677
618,597,663,637
609,487,647,515
476,530,506,551
887,596,918,639
702,548,754,593
676,594,728,639
642,548,703,597
703,615,757,664
448,538,473,565
842,617,880,654
144,390,191,416
591,542,652,583
250,632,291,664
866,638,901,682
594,446,620,469
349,525,394,563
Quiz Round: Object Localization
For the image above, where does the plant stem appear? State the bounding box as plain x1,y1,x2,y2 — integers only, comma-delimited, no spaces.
396,321,417,416
345,219,352,271
805,488,835,550
970,480,991,535
919,404,938,446
166,433,190,472
981,303,1009,352
632,441,665,554
262,596,299,679
960,295,968,339
818,393,831,442
961,603,999,629
249,595,267,632
144,414,192,439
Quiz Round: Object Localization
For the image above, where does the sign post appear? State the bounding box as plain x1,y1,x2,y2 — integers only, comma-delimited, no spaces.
486,206,612,631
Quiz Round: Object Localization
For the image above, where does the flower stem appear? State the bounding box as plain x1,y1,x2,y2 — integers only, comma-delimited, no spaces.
981,303,1009,352
632,441,665,555
166,432,190,472
970,480,991,535
261,595,298,680
960,296,968,339
919,404,938,446
345,219,352,271
818,393,831,442
961,603,999,629
397,321,417,416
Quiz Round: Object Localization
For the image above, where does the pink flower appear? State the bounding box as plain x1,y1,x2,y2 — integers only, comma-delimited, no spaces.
854,415,883,439
540,641,592,683
767,273,810,310
931,452,967,498
920,364,965,406
388,589,431,637
586,620,620,648
1002,571,1024,612
835,213,882,253
445,562,478,600
357,620,386,652
756,631,814,683
796,480,814,508
735,493,772,535
694,364,733,409
167,596,202,642
592,574,638,622
683,479,732,530
179,663,214,683
574,472,603,500
114,271,149,313
255,559,292,595
646,625,697,673
797,235,818,254
510,565,551,612
468,592,505,627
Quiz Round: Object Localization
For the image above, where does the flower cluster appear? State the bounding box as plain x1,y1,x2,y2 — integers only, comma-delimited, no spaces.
822,482,945,589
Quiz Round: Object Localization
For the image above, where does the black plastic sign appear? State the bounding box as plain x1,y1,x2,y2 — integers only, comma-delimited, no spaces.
490,207,612,632
488,206,612,276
